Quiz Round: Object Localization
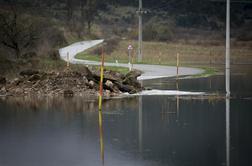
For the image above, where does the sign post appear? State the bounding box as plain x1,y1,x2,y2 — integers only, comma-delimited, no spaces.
128,44,133,71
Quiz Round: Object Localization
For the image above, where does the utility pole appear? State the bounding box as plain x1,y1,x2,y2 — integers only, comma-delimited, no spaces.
137,0,146,63
226,0,230,97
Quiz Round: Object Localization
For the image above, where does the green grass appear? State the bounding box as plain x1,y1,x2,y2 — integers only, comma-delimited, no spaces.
76,53,103,62
192,67,217,78
75,54,130,74
91,65,130,75
75,39,252,78
40,57,130,74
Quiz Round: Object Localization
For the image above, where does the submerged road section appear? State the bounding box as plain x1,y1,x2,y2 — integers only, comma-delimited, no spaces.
59,40,204,80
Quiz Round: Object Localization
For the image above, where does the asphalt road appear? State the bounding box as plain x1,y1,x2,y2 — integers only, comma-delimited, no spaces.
59,40,204,81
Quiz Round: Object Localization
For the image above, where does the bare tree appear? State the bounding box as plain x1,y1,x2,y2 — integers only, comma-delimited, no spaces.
80,0,87,29
67,0,73,23
0,9,38,58
81,0,97,33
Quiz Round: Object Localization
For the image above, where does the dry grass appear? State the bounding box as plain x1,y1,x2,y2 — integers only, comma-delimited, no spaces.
107,40,252,66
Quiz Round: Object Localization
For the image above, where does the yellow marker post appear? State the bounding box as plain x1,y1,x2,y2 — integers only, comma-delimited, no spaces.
176,53,179,77
159,52,161,65
98,46,105,111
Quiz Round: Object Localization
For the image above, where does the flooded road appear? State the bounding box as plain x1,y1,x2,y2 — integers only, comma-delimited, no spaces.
0,65,251,166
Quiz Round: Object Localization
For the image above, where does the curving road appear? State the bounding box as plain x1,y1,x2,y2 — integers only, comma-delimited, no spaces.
59,40,204,81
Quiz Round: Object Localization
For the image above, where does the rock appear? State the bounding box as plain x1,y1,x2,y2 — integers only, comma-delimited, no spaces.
105,90,111,97
0,87,7,95
15,88,24,95
129,89,138,94
64,89,74,97
114,81,135,93
81,66,94,80
83,76,89,84
94,70,123,82
20,69,39,77
124,70,142,80
12,78,22,86
88,80,95,89
104,80,120,93
105,80,113,89
0,76,6,84
123,70,142,89
28,74,41,82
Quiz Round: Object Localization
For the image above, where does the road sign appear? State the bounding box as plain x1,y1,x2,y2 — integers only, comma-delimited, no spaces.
128,45,133,50
128,45,133,71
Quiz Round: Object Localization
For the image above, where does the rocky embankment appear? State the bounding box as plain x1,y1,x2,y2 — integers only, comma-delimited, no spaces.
0,67,143,97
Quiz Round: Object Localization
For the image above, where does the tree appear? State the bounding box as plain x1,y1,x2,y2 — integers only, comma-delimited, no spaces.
80,0,87,29
81,0,98,33
0,9,38,58
67,0,74,23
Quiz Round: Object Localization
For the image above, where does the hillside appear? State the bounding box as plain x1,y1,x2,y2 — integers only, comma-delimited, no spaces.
0,0,251,75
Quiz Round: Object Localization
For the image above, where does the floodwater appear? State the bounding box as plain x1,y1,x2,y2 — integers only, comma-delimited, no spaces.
0,65,251,166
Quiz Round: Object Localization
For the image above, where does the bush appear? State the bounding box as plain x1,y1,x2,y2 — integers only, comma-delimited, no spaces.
104,37,120,54
41,26,67,48
143,17,175,41
49,49,60,60
89,37,120,55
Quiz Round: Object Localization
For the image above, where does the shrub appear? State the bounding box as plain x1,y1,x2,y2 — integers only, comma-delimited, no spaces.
49,49,61,60
143,17,175,41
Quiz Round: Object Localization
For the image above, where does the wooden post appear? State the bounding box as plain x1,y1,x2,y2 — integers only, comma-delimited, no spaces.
159,52,161,65
209,50,212,67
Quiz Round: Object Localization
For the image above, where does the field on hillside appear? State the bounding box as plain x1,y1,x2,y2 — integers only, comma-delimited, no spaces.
76,40,252,67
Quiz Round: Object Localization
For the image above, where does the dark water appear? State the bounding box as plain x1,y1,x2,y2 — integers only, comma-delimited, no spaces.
0,66,252,166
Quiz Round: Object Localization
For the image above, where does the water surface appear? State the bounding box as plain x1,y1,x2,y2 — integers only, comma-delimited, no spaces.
0,65,251,166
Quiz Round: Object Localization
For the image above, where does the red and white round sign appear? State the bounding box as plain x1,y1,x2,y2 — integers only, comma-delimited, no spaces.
128,45,133,50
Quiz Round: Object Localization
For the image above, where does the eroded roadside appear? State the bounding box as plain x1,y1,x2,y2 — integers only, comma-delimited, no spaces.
0,67,143,98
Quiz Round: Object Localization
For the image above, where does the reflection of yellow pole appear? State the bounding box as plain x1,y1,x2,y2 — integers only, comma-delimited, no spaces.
176,95,180,119
99,46,105,110
176,53,179,90
98,110,104,165
138,81,143,153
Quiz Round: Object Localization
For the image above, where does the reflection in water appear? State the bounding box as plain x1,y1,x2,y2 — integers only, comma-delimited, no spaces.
176,95,180,119
0,94,252,166
138,96,143,153
138,81,143,153
98,110,104,166
226,97,230,166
